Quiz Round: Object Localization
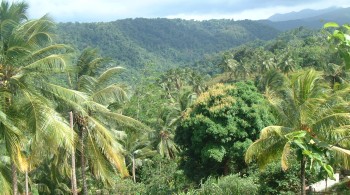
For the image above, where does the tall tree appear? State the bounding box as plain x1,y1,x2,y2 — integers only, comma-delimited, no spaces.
45,47,147,193
123,127,155,183
176,82,275,181
0,1,76,194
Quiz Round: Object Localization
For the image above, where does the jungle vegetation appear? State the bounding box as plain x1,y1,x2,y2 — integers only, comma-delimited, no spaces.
0,1,350,195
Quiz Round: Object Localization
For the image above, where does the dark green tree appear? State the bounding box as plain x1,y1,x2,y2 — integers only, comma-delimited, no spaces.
175,82,275,181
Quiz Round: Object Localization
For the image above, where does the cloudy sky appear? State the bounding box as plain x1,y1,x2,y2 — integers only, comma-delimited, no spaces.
23,0,350,22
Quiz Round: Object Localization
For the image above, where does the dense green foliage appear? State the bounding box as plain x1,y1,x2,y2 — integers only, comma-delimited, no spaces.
2,1,350,194
191,174,259,195
56,18,280,82
175,82,275,180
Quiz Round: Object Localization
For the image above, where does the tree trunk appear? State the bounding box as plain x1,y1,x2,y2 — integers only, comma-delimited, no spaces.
11,160,18,195
132,154,136,183
301,156,306,195
25,170,29,195
81,126,88,195
70,112,78,195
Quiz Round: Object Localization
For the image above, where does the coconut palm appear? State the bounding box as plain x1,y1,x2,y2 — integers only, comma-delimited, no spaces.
256,69,286,96
323,63,347,89
123,128,156,183
155,105,182,159
71,48,127,194
245,69,350,195
44,47,148,194
218,53,239,79
0,1,76,194
278,56,297,74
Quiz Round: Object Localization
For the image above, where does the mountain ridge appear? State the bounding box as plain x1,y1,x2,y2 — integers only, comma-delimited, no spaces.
260,7,350,31
268,7,340,22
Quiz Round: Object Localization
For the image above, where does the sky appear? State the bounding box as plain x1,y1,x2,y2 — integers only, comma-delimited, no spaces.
22,0,350,23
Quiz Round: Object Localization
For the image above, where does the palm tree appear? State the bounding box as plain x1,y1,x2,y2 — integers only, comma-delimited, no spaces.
74,48,129,194
123,128,155,183
255,69,286,98
245,69,350,195
281,57,297,74
155,105,183,159
218,53,239,79
261,57,278,74
323,63,347,89
72,48,127,194
45,47,147,193
234,60,250,80
0,2,75,194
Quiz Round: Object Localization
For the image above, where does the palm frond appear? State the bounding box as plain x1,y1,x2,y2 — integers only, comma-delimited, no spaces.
19,92,76,152
256,137,287,170
85,135,116,185
30,44,73,59
259,126,293,139
312,113,350,140
0,110,22,136
281,142,291,170
91,84,128,106
97,67,124,86
78,75,97,94
0,164,12,195
329,145,350,169
93,110,149,131
245,127,289,169
22,54,68,73
87,116,129,177
42,83,89,113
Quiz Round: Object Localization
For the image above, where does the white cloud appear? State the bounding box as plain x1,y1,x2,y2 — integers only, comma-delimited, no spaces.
167,0,350,21
20,0,350,22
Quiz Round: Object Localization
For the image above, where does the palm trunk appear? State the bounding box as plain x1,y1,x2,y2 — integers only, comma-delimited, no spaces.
81,126,88,195
11,160,18,195
70,112,78,195
301,156,306,195
132,154,136,183
25,170,29,195
71,150,78,195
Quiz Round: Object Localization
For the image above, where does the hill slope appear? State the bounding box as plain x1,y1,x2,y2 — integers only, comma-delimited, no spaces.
56,18,280,73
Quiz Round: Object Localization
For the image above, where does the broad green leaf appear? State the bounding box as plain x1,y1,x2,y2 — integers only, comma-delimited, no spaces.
285,130,306,141
323,164,335,180
324,22,339,28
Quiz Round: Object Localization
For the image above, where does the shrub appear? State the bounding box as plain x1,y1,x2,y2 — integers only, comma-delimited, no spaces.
195,174,259,195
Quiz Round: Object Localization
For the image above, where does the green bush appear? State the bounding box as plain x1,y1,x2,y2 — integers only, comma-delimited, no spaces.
111,179,147,195
139,156,195,194
195,174,259,195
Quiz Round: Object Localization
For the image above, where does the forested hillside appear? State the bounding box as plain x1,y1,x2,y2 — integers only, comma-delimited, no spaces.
3,1,350,194
57,18,280,74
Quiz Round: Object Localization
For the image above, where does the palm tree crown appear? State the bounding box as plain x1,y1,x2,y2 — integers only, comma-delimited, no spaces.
245,69,350,193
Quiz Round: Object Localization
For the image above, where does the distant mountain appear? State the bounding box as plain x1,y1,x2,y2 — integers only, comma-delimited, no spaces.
57,18,279,76
268,7,339,22
261,7,350,31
